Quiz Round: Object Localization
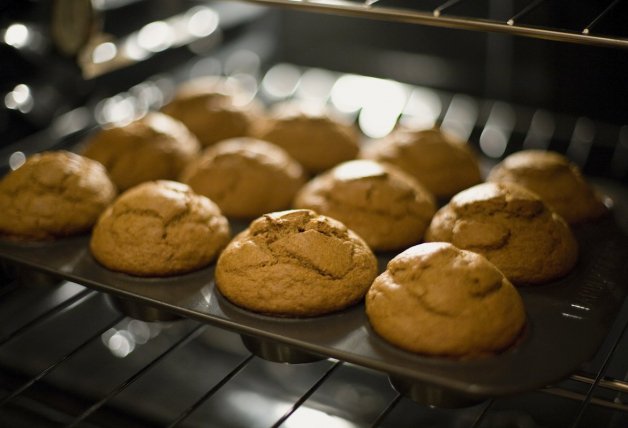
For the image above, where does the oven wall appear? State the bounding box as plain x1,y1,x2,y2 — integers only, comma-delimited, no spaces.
268,8,628,125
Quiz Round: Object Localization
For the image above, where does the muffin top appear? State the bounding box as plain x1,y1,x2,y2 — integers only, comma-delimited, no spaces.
82,112,200,191
215,209,378,316
90,180,229,277
425,182,578,285
161,77,256,147
256,108,360,174
181,138,305,218
294,160,436,251
366,242,526,357
0,151,116,240
361,127,482,198
488,150,607,224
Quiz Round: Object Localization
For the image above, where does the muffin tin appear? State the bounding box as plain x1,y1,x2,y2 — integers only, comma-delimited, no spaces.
1,180,627,407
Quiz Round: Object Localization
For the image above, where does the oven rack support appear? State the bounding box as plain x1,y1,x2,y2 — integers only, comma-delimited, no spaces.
240,0,628,49
1,282,628,427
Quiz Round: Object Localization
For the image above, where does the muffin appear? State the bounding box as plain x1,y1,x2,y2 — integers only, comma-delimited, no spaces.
0,151,116,240
90,180,230,277
425,182,578,285
361,127,482,198
256,108,360,174
161,77,256,147
488,150,607,224
294,160,436,251
215,209,378,316
180,138,305,218
366,242,526,358
82,112,200,191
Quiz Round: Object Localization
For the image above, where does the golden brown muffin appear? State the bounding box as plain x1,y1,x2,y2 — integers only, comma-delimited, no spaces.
82,112,200,191
0,151,116,241
256,108,360,174
487,150,607,224
215,209,378,316
180,138,305,218
90,180,230,277
361,127,482,198
425,182,578,285
366,242,526,358
294,160,436,251
160,77,256,147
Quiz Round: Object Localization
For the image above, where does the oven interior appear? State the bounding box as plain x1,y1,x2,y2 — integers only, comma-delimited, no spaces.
1,1,628,427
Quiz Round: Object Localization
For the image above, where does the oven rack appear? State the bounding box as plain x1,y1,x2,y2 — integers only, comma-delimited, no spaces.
0,280,628,427
239,0,628,49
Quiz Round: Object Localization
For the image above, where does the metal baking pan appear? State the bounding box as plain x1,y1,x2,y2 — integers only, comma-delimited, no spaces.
1,180,627,406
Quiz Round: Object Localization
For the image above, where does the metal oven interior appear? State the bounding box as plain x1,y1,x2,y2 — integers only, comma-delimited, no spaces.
1,1,628,427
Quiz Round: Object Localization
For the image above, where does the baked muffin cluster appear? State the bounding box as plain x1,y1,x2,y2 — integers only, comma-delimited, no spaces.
1,74,611,362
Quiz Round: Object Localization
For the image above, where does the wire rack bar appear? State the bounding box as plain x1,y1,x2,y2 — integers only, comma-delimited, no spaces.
368,392,401,428
469,399,495,428
569,316,628,427
582,0,621,34
570,371,628,394
507,0,546,26
543,387,628,413
166,353,255,428
240,0,628,48
65,323,207,428
0,315,125,408
433,0,469,17
270,360,343,428
0,289,95,347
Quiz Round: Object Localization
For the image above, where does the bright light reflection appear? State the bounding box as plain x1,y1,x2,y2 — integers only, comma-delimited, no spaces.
261,64,301,100
9,151,25,170
4,84,33,113
101,320,164,358
138,21,173,52
523,109,554,150
187,7,219,37
108,330,135,358
358,78,407,138
123,34,150,61
400,87,442,129
330,74,367,113
283,407,356,428
479,102,515,158
296,68,336,102
440,94,477,142
92,42,117,64
96,94,137,125
479,126,508,158
4,23,29,48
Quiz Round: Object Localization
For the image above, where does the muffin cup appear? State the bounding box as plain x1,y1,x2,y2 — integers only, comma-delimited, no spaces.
106,295,182,322
240,334,325,364
389,376,487,408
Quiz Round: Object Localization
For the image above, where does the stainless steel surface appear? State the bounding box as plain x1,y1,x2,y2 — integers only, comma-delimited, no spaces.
238,0,628,49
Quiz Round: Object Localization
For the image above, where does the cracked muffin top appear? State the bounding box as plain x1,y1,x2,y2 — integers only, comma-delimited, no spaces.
82,112,200,192
488,150,608,224
180,138,305,218
425,182,578,285
90,180,230,277
366,242,526,357
215,209,378,316
361,127,482,198
294,160,436,251
0,151,116,241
